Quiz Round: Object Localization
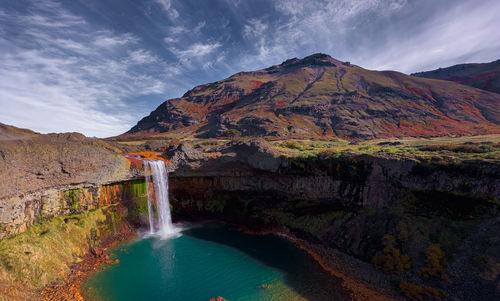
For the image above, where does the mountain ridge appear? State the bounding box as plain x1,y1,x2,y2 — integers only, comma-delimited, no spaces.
121,53,500,140
412,59,500,94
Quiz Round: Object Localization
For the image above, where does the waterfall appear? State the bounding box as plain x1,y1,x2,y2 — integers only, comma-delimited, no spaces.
143,160,179,238
144,165,155,234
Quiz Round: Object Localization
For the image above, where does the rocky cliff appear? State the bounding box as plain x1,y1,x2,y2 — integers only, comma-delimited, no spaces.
164,140,500,300
0,124,134,238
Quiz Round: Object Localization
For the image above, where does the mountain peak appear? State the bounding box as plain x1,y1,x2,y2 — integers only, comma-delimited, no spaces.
277,53,340,69
122,54,500,140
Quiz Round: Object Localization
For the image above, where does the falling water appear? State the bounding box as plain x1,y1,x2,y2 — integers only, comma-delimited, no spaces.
144,164,155,234
143,160,179,238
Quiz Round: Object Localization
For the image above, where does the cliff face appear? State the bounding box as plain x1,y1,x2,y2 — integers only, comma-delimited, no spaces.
164,141,500,300
0,179,147,239
120,53,500,140
0,124,135,238
165,141,500,206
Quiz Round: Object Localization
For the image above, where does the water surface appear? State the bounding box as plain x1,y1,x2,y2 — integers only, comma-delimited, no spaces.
83,223,349,301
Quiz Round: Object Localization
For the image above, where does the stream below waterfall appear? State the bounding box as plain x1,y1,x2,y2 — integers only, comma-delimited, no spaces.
82,223,350,301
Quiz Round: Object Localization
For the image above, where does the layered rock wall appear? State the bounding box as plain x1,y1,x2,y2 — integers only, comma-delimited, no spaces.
0,180,146,239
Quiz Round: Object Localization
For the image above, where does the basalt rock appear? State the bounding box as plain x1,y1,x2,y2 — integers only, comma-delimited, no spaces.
164,139,286,175
165,146,500,301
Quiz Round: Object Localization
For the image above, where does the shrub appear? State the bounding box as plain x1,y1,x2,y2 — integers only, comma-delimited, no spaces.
396,221,409,242
419,144,492,153
279,140,306,151
419,244,449,282
225,129,242,138
372,235,411,274
399,281,446,301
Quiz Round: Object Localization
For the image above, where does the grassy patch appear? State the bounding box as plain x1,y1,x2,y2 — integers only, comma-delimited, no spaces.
269,135,500,164
62,189,83,212
0,208,108,289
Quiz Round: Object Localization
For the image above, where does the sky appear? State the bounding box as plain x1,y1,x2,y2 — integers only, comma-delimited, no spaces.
1,0,499,137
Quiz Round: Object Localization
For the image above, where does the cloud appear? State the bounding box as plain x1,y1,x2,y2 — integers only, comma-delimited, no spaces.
243,19,268,38
274,0,407,21
235,0,499,74
3,0,500,138
0,0,176,137
168,25,189,35
170,42,222,60
153,0,179,19
202,53,226,70
93,32,139,48
238,1,409,70
359,0,500,72
163,36,177,44
193,21,206,34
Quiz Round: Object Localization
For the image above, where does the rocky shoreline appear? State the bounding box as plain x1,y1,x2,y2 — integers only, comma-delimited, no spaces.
237,224,401,301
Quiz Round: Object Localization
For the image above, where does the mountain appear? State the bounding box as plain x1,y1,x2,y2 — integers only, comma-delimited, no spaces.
122,53,500,140
412,59,500,94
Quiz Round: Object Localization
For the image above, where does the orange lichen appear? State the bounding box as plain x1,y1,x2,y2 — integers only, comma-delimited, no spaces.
124,151,170,167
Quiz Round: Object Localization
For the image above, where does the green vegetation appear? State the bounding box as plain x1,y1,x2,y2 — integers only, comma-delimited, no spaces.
62,188,83,212
270,135,500,164
124,179,148,199
398,281,447,301
174,189,229,215
278,140,307,151
225,129,242,138
0,208,110,289
419,244,450,283
372,235,411,274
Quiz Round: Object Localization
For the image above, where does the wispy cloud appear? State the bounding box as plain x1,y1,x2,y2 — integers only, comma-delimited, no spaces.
170,42,222,66
168,25,188,35
237,0,409,70
0,0,177,137
93,32,139,48
233,0,500,74
153,0,179,19
193,21,206,34
359,0,500,72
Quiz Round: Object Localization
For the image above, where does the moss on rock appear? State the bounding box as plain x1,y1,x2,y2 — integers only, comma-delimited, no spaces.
0,208,110,289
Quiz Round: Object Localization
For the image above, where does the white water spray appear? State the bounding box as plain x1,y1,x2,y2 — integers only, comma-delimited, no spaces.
143,160,180,238
144,166,155,234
